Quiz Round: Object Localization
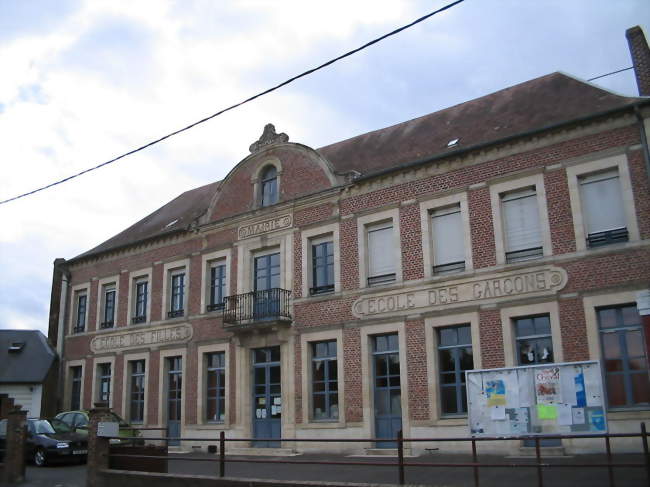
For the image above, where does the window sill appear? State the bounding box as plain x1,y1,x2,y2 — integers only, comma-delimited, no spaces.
607,409,650,420
296,421,347,429
192,422,230,430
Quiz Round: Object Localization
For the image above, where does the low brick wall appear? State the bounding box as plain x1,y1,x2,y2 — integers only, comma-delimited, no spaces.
99,470,424,487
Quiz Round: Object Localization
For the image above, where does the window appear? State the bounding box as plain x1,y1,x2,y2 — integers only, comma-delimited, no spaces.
598,305,650,408
98,363,111,403
367,222,396,286
438,325,473,415
133,280,148,324
207,262,226,312
501,187,543,263
70,367,82,410
74,293,87,334
130,361,145,423
261,166,278,207
100,285,116,329
431,205,465,274
580,170,628,247
206,352,226,422
311,239,334,295
168,271,185,318
312,341,338,420
515,315,553,365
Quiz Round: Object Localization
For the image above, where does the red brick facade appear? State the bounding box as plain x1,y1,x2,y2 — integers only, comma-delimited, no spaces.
51,76,650,452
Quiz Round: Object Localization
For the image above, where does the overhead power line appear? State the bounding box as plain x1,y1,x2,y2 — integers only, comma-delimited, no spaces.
0,0,465,206
587,66,633,82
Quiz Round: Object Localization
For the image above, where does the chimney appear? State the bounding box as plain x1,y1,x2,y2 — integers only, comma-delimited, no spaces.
626,26,650,96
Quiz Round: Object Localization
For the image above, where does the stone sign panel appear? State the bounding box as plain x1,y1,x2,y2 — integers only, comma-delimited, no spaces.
238,214,292,240
90,324,193,353
352,266,567,318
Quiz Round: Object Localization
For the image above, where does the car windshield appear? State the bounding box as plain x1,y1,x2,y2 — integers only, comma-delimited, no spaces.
31,420,56,435
51,419,73,433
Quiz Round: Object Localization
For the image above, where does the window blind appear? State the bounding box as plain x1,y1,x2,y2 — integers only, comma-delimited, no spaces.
501,188,542,252
367,223,395,277
431,205,465,266
580,170,626,235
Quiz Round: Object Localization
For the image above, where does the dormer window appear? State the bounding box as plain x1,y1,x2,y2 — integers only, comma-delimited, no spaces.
260,166,278,207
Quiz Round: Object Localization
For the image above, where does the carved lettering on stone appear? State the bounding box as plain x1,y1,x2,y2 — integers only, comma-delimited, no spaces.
238,214,293,240
352,266,567,318
90,324,193,353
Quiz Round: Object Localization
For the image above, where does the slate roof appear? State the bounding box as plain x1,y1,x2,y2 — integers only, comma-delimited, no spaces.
0,330,57,384
71,72,645,262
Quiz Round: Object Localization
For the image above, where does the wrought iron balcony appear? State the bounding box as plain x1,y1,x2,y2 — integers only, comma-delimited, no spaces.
223,288,292,327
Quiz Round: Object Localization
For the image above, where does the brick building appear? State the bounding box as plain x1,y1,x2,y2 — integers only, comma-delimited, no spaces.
49,27,650,454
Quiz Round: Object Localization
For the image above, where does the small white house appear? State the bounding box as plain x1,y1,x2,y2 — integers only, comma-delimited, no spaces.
0,330,57,418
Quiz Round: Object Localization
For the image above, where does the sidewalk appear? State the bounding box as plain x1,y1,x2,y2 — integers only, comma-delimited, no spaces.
17,452,648,487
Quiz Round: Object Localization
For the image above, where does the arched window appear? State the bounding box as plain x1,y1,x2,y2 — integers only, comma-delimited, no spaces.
260,166,278,207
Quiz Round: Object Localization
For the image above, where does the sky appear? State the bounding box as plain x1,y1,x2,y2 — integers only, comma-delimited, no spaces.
0,0,648,336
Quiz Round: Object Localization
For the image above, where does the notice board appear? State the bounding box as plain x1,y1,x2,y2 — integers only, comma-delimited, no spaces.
466,361,607,437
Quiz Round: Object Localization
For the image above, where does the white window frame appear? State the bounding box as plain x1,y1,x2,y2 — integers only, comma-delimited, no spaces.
300,328,345,426
500,301,563,367
357,208,402,289
64,359,85,410
424,312,481,422
92,357,115,409
69,283,90,335
161,259,190,319
200,249,231,314
197,342,230,427
236,231,293,294
566,154,639,252
251,157,283,210
127,268,152,326
157,348,187,433
121,352,149,425
420,192,472,279
96,275,119,330
490,173,552,265
300,223,341,298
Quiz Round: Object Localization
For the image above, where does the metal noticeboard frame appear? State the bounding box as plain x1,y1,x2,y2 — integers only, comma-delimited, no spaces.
465,360,608,438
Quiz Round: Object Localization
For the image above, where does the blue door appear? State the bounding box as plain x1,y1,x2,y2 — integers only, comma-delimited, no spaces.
373,334,402,448
252,347,281,447
254,253,280,319
167,357,182,446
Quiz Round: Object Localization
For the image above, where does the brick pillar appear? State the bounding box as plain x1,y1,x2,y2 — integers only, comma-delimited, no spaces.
2,408,27,484
626,26,650,96
86,403,114,487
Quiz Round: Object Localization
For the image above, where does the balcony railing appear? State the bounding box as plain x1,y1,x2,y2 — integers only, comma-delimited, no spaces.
223,288,291,326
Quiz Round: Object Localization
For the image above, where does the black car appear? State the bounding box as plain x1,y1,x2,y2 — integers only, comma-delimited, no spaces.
0,418,88,466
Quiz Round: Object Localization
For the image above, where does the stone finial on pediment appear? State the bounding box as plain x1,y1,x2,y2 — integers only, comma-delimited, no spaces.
249,123,289,153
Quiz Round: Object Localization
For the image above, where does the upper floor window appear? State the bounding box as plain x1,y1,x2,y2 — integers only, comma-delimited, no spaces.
580,170,628,247
367,221,396,286
431,204,465,274
133,280,148,324
207,262,226,312
501,187,543,263
261,166,278,207
598,304,649,409
311,238,334,295
74,293,87,334
168,270,185,318
100,284,116,329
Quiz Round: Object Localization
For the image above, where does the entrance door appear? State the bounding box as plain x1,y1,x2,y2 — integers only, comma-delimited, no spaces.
254,253,280,319
252,347,281,447
373,334,402,448
167,356,182,447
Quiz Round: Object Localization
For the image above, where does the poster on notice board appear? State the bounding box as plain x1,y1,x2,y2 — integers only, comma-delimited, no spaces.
466,361,606,437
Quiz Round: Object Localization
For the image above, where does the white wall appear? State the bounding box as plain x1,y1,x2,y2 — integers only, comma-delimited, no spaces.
0,384,42,417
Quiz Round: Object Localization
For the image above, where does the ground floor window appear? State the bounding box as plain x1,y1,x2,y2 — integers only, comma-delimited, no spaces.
598,304,650,408
438,325,473,415
70,366,82,410
312,340,338,420
515,315,553,365
206,352,226,422
130,360,145,423
98,363,111,403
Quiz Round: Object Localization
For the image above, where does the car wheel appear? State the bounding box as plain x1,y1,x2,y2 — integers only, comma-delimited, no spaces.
34,448,47,467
